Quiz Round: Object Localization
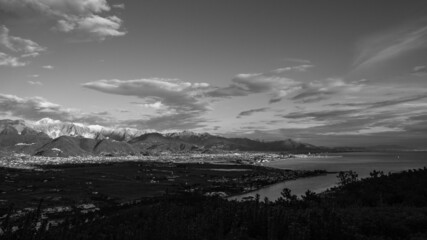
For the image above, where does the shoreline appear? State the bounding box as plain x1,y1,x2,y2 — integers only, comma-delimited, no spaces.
227,170,337,201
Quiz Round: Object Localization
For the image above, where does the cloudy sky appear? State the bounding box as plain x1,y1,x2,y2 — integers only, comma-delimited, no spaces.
1,0,427,148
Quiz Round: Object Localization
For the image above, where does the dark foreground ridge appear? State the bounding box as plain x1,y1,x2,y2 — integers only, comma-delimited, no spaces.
2,167,427,239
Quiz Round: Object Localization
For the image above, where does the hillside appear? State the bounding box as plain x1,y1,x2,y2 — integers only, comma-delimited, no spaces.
129,133,200,154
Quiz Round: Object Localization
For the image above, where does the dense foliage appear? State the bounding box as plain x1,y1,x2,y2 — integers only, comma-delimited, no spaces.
3,168,427,240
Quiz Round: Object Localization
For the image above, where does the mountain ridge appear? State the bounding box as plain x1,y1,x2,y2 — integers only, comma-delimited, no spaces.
0,118,326,157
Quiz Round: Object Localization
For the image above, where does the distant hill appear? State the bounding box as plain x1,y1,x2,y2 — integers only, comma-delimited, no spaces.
93,139,137,156
166,131,321,152
0,125,52,155
34,136,90,157
33,136,138,157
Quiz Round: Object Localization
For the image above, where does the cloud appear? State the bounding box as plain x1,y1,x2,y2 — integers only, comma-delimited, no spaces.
92,111,109,116
42,65,54,69
290,78,365,103
66,15,126,40
208,70,364,104
412,65,427,76
236,108,269,118
0,93,112,125
0,93,73,121
82,78,218,130
124,112,208,131
83,78,212,113
272,64,314,73
275,90,427,145
0,25,45,66
112,4,125,9
0,0,126,41
27,80,42,85
0,25,45,53
354,20,427,70
330,93,427,109
207,73,301,102
0,52,26,67
142,101,164,109
321,126,404,136
283,109,358,120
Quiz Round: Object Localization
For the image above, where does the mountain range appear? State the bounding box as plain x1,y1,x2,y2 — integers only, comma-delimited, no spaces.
0,118,325,157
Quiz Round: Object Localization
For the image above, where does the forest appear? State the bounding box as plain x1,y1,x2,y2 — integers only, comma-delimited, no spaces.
2,168,427,240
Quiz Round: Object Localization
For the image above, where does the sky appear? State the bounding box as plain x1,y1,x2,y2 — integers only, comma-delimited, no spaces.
1,0,427,148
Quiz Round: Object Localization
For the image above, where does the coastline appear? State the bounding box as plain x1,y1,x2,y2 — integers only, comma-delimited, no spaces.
227,170,336,201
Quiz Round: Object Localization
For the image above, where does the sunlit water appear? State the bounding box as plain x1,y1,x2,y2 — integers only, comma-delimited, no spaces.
230,151,427,201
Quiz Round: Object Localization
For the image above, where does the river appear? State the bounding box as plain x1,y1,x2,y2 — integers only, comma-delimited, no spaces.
230,151,427,201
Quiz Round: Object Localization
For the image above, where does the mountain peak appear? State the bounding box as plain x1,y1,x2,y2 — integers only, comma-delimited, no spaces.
36,118,62,125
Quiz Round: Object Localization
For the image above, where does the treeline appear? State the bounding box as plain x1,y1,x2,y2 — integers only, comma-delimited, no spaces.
2,168,427,239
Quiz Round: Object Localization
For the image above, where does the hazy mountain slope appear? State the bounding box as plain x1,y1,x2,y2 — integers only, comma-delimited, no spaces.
0,119,27,134
129,133,200,153
93,139,137,155
34,136,90,157
0,126,51,154
166,131,319,151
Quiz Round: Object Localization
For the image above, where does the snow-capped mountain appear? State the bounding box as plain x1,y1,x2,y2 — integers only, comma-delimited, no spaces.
28,118,152,141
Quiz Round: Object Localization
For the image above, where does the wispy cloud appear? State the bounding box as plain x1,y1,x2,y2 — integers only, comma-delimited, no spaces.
208,69,364,104
132,101,165,110
329,93,427,109
42,65,54,69
272,64,314,74
321,126,404,136
0,93,113,125
236,108,269,118
124,112,208,131
83,78,213,130
0,52,25,67
0,0,126,41
27,80,42,85
412,65,427,76
112,4,125,9
0,25,45,66
206,72,301,103
83,78,211,112
290,78,364,103
0,25,46,54
282,109,358,120
354,20,427,70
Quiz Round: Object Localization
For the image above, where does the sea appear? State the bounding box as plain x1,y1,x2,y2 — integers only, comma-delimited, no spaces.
230,151,427,201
